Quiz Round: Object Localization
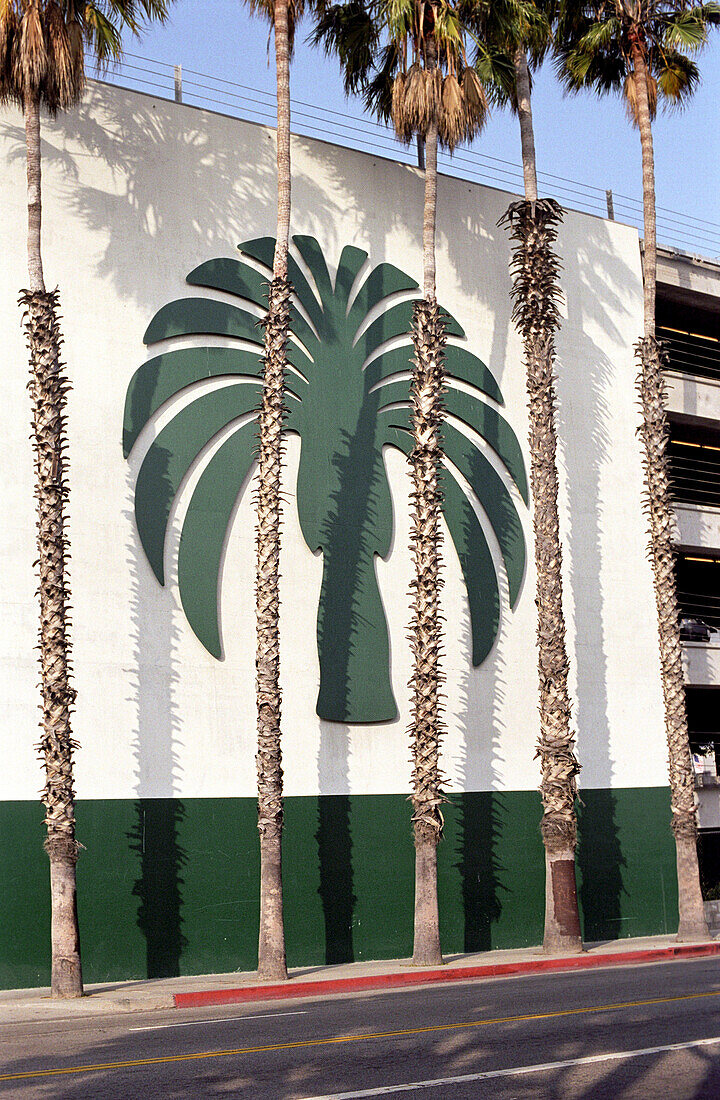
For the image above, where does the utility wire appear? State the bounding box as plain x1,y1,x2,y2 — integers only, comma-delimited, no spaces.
109,54,720,257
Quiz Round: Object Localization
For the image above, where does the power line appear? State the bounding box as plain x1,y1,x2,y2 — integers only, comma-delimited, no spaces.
108,54,720,258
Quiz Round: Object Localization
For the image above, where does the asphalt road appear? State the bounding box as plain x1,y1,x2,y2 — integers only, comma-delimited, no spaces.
2,957,720,1098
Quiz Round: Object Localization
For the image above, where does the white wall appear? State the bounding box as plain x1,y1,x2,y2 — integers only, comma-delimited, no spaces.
0,82,666,801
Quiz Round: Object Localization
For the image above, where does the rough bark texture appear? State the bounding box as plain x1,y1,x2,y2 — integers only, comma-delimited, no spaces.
413,833,441,965
636,336,708,939
500,198,582,954
21,288,83,997
255,0,293,981
544,848,582,952
676,832,709,940
256,277,291,981
409,297,447,967
632,44,707,939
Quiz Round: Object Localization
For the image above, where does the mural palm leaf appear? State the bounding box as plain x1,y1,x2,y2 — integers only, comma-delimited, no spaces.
124,236,528,723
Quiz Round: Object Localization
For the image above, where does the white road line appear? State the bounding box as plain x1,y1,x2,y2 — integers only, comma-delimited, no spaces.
129,1010,307,1032
301,1035,720,1098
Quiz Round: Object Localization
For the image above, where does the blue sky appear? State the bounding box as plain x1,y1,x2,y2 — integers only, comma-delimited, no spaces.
114,0,720,257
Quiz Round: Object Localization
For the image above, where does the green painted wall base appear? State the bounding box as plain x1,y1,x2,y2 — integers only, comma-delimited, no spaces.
0,787,677,989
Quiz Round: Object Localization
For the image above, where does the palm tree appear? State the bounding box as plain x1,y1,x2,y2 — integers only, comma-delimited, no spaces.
243,0,306,982
0,0,170,1000
492,0,583,953
124,234,529,951
558,0,720,940
314,0,500,967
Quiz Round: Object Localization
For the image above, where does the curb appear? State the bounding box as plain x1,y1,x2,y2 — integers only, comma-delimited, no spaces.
173,940,720,1009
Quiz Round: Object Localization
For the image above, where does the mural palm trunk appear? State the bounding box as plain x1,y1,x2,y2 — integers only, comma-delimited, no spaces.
23,90,83,999
501,54,582,953
631,45,707,940
256,0,292,980
410,114,446,967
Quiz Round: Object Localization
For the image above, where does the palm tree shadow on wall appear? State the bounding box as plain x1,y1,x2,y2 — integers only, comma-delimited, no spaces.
441,201,517,955
314,390,392,963
454,752,509,952
558,222,630,941
0,83,336,324
452,452,512,952
0,83,330,979
125,382,187,978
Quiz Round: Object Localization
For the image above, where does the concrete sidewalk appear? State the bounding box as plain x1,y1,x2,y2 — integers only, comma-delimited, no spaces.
2,935,719,1023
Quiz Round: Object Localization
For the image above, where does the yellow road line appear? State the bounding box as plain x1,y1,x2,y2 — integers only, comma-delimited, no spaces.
3,987,720,1083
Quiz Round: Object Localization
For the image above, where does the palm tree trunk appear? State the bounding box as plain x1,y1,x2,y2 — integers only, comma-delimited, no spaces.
22,89,83,999
410,105,445,966
256,0,291,981
503,53,582,954
422,119,438,300
273,0,291,279
631,45,707,940
23,88,84,998
25,92,45,295
514,48,538,205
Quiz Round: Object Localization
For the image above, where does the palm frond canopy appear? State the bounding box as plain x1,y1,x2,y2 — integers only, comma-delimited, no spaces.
0,0,170,113
458,0,555,110
556,1,720,122
312,0,532,149
125,237,528,724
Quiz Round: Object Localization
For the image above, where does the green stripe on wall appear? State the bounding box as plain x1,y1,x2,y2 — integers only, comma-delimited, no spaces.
0,788,677,989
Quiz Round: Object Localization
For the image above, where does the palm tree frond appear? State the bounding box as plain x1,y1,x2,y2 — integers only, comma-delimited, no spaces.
0,1,19,103
364,40,400,119
439,71,464,146
407,61,433,124
44,2,82,109
391,67,412,139
624,67,657,124
471,41,515,106
309,1,379,94
461,63,487,118
656,50,700,107
18,1,48,90
433,2,464,54
578,16,621,52
663,9,709,52
81,5,122,69
393,61,442,140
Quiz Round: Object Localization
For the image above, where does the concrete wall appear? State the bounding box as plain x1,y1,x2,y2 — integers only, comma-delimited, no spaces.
683,643,720,687
675,503,720,551
0,83,676,983
666,372,720,425
657,249,720,304
0,81,667,802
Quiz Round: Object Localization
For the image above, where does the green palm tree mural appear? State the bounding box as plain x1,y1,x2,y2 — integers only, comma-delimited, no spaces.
124,235,528,724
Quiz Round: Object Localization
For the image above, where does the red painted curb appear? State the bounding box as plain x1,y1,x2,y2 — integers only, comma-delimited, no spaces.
173,940,720,1008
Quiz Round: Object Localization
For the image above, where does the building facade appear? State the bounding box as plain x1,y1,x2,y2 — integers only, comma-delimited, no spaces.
660,249,720,896
0,82,685,988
